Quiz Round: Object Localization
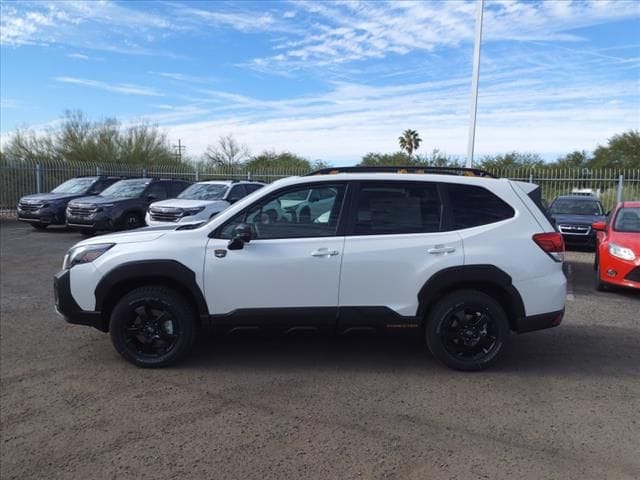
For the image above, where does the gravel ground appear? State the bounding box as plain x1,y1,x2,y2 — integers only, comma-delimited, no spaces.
1,219,639,480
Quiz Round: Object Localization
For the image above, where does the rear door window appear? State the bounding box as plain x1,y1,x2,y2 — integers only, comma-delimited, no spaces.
352,182,442,235
446,184,514,229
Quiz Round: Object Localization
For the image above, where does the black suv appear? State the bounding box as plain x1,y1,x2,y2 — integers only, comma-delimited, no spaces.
66,178,192,234
17,176,122,230
549,195,607,247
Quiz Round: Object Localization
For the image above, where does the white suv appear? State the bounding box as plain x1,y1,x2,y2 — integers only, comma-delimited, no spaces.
54,167,566,371
145,180,264,226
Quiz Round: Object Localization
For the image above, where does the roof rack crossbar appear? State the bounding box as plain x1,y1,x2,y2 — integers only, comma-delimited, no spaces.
304,166,495,178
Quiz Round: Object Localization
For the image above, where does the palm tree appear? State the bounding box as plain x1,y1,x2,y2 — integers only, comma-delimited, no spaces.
398,129,422,157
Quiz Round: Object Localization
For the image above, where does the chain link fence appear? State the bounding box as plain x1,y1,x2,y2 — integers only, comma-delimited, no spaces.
1,158,638,217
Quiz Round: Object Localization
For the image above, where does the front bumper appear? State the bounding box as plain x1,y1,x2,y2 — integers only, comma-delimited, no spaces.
54,269,106,332
599,255,640,290
17,208,65,225
66,212,113,231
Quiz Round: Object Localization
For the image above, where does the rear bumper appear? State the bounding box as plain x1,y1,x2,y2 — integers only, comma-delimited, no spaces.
54,269,106,332
514,309,564,333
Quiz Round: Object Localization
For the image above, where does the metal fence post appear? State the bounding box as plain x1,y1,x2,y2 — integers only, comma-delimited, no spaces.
195,166,199,182
96,166,101,176
528,172,533,183
142,168,147,178
616,174,624,204
247,171,252,181
36,164,42,193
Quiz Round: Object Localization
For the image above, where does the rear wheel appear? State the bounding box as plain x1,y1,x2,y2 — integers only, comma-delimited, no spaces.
80,229,95,237
31,224,47,230
109,286,197,368
426,290,510,371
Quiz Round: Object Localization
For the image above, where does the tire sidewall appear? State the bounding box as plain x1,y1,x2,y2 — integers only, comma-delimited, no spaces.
426,291,510,371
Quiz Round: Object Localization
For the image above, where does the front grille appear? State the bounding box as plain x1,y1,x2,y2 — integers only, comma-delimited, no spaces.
149,207,181,222
559,224,590,235
624,267,640,283
18,202,43,212
67,205,96,217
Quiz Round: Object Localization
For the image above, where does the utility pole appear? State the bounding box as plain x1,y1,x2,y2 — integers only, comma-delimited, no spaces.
466,0,484,168
173,139,186,162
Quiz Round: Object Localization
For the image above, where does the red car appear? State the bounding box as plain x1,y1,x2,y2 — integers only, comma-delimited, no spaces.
592,201,640,291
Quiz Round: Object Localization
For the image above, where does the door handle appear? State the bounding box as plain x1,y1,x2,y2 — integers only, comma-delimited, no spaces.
428,245,456,254
311,249,340,257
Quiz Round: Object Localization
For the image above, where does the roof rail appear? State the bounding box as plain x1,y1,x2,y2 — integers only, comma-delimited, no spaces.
305,166,496,178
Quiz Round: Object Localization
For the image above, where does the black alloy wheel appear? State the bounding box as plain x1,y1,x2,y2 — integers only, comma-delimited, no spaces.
426,290,510,371
110,286,197,367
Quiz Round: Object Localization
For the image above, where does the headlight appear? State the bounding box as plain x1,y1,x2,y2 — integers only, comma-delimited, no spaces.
182,206,205,217
608,243,636,261
63,243,115,269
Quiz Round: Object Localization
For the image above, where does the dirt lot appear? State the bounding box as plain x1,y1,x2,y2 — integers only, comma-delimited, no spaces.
1,219,639,480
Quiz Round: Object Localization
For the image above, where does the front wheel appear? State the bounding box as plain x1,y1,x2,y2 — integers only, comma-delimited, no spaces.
109,286,197,367
595,263,609,291
31,224,47,230
122,212,143,230
425,290,511,371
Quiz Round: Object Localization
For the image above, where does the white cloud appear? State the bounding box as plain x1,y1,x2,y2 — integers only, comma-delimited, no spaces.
53,77,164,97
246,0,640,72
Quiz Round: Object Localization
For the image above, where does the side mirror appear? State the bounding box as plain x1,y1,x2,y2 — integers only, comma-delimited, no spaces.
228,223,252,250
592,221,606,232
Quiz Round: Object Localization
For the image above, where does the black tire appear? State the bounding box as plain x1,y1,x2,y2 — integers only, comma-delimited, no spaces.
80,229,96,237
31,224,47,230
122,212,143,230
109,286,197,368
425,290,510,371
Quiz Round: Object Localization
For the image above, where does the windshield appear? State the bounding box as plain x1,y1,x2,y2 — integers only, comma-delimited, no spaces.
613,207,640,233
550,199,603,216
178,183,228,200
51,177,96,194
100,179,149,198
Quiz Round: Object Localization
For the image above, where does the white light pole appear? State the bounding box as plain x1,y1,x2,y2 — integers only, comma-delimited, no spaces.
466,0,484,168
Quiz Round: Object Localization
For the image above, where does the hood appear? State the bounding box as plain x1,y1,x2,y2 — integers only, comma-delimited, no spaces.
73,222,204,248
149,198,229,210
20,192,89,203
609,231,640,251
551,213,606,225
69,195,133,206
74,225,179,247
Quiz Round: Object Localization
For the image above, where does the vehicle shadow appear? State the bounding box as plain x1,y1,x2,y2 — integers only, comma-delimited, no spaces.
182,323,640,378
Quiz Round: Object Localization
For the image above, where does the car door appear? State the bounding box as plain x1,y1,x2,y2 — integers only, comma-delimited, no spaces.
338,181,464,322
204,183,349,323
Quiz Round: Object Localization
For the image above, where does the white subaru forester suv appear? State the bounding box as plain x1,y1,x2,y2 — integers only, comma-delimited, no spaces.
145,180,264,226
54,167,566,371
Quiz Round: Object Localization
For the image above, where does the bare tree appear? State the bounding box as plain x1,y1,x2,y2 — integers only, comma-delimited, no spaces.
204,134,250,168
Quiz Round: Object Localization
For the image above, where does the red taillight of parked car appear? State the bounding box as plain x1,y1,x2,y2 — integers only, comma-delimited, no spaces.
533,232,565,262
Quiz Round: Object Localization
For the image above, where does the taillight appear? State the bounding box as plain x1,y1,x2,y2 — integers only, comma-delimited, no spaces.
532,232,565,262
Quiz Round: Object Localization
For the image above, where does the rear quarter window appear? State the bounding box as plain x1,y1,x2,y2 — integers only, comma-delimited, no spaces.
447,184,515,229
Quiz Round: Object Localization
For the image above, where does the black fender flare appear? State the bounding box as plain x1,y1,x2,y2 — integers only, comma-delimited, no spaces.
95,260,210,323
417,265,525,328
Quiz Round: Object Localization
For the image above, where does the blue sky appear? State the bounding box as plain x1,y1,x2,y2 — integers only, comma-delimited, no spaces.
1,0,639,165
